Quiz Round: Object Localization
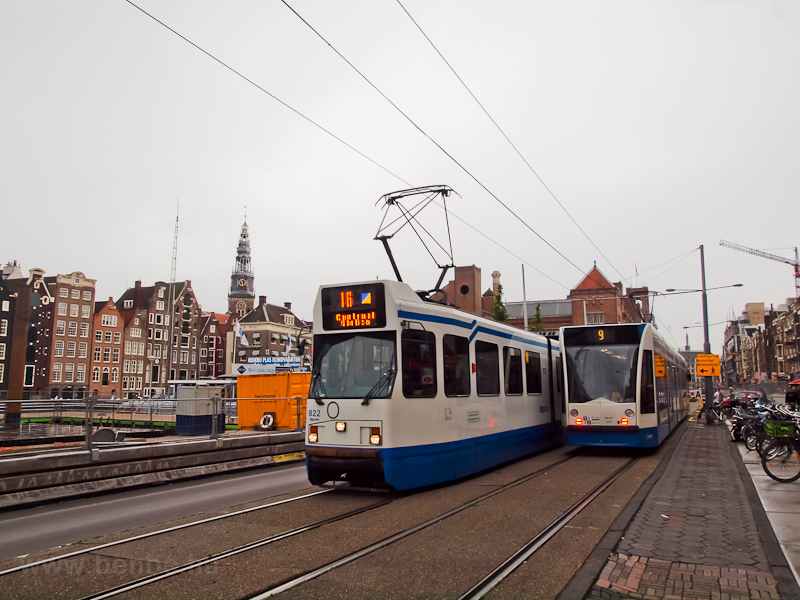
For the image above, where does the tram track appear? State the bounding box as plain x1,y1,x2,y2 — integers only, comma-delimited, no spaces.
0,448,659,600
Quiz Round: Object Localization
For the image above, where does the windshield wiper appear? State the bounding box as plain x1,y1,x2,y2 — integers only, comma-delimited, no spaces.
362,365,396,406
310,371,326,405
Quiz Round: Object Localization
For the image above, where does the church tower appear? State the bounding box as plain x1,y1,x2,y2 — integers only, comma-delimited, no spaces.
228,218,255,317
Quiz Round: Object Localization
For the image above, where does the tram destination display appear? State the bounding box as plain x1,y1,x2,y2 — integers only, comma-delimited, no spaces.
321,283,387,330
562,324,642,346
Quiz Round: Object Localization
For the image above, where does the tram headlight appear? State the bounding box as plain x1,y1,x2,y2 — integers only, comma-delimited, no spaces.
625,409,634,417
570,409,578,417
335,421,346,432
370,427,381,445
309,425,318,443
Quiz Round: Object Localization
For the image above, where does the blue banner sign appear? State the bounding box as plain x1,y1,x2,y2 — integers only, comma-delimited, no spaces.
247,356,303,367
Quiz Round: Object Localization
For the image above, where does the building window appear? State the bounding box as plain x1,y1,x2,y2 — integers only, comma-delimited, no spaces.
77,364,86,383
53,363,62,382
114,332,121,344
0,320,7,337
54,340,65,357
81,305,90,319
95,330,102,342
93,367,100,382
159,287,165,299
79,342,88,358
201,348,207,357
60,288,68,298
180,351,189,364
69,304,78,317
68,322,77,336
112,367,119,383
83,290,92,301
283,314,295,326
113,348,120,362
71,289,80,299
103,348,111,362
154,329,162,340
586,313,604,325
102,367,110,386
64,363,74,383
80,323,89,337
124,299,133,309
0,343,5,361
24,365,35,387
156,300,165,311
181,335,189,347
105,331,112,343
0,363,5,384
94,347,101,362
130,328,141,338
67,341,77,358
58,303,67,316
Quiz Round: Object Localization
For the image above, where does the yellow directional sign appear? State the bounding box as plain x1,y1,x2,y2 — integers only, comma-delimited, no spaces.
696,354,720,377
654,355,666,377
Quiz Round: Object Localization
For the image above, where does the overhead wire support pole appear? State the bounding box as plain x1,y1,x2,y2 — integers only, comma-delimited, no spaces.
700,245,714,425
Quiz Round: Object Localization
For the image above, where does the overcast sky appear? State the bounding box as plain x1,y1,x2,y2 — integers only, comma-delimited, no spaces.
1,1,798,353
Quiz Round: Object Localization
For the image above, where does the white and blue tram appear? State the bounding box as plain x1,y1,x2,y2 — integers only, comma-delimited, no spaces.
305,280,564,490
560,323,690,448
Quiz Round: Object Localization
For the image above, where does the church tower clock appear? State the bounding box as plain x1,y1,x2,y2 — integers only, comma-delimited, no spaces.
228,218,255,317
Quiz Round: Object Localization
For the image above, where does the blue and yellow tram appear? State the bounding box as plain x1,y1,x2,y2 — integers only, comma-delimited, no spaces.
305,280,564,490
560,323,689,448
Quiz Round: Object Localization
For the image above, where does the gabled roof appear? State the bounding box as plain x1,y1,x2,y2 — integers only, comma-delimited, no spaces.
572,264,614,291
240,300,308,328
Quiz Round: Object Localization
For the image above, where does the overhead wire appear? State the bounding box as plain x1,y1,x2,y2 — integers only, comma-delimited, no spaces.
124,0,585,292
279,0,586,277
123,0,412,189
395,0,630,288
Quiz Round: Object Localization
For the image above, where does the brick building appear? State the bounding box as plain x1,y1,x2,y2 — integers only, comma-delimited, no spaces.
90,298,125,397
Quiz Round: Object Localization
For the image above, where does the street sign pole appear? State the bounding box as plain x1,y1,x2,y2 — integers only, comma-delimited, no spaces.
701,245,714,424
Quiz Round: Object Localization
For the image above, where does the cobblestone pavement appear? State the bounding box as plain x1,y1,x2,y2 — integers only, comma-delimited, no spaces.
583,419,790,600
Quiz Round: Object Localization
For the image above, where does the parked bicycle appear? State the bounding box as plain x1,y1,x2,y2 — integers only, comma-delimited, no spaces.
761,418,800,483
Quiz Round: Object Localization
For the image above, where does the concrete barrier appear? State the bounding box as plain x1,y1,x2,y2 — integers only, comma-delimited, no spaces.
0,432,305,510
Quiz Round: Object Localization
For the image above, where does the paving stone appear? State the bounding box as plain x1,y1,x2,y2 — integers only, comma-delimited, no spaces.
582,420,783,600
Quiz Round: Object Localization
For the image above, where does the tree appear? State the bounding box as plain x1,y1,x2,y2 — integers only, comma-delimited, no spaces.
529,303,544,333
493,284,509,323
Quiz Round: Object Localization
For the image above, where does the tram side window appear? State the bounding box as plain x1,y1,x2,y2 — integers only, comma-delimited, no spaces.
443,334,470,397
402,329,437,398
475,340,500,396
503,347,523,395
525,351,542,395
640,350,655,414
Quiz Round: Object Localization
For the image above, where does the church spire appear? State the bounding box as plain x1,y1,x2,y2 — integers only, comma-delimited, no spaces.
228,215,255,317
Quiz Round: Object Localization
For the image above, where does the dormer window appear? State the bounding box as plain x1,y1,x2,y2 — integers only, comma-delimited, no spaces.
283,314,295,326
124,300,133,309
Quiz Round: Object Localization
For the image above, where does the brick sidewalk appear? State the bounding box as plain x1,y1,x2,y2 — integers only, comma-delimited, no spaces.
584,420,782,600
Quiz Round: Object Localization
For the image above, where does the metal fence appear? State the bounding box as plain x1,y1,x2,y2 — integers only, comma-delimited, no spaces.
0,396,306,448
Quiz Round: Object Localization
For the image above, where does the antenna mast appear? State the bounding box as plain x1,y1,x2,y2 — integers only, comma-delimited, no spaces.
167,200,179,391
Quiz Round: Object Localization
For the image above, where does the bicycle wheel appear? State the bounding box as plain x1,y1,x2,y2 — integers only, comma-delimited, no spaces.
743,424,759,451
762,440,800,483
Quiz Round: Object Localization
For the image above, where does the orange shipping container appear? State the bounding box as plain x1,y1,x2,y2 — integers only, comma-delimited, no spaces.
236,372,311,430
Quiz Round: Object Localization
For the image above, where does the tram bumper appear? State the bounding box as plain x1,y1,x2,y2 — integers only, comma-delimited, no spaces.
305,446,385,486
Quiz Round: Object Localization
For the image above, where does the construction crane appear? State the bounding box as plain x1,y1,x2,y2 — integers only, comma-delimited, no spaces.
720,239,800,298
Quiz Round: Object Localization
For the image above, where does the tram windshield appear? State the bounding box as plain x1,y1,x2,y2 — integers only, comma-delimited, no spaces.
565,344,639,404
311,332,396,400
